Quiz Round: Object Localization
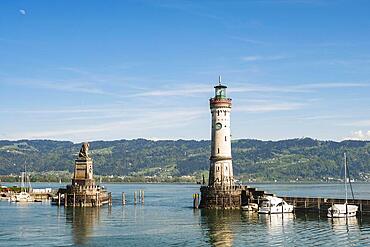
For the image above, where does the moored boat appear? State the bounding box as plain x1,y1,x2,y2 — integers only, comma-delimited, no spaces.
11,167,35,203
327,153,358,218
15,191,34,202
258,196,294,214
327,204,358,218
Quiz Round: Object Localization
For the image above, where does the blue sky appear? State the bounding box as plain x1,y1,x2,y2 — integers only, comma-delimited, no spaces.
1,0,370,142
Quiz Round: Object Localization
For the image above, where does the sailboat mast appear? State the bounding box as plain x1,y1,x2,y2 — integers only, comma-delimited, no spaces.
21,171,25,192
344,153,348,204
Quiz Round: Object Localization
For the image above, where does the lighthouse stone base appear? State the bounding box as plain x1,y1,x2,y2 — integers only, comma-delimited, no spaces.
199,185,248,209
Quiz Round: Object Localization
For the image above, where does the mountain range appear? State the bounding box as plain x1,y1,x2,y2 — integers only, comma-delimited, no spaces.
1,138,370,181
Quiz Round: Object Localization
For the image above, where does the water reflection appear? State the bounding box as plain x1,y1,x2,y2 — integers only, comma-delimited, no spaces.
200,210,239,247
65,207,101,245
329,216,359,233
260,213,294,233
241,210,259,224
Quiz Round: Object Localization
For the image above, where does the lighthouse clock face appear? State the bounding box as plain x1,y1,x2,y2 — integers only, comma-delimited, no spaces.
215,122,222,130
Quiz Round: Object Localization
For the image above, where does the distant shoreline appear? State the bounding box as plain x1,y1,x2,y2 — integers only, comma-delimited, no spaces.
2,180,370,185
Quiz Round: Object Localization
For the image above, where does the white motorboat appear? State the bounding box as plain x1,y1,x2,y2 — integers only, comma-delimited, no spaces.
258,196,294,214
327,153,358,218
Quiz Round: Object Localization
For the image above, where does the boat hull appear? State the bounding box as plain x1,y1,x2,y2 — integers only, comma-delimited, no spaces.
258,205,294,214
327,204,358,218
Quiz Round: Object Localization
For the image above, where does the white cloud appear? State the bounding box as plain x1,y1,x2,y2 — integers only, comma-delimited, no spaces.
234,102,305,113
298,115,343,121
132,81,369,98
131,85,210,97
231,36,269,45
339,119,370,127
5,107,206,142
242,55,287,62
345,130,370,140
296,82,369,90
19,9,26,15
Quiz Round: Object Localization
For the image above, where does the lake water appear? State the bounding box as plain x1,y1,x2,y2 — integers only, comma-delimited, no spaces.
1,183,370,246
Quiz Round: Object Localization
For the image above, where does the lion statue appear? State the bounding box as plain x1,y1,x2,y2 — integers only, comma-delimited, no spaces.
78,142,90,158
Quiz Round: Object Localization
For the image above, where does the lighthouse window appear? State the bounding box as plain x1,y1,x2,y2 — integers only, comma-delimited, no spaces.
217,148,220,154
225,136,227,141
217,111,219,116
217,166,220,171
224,111,226,116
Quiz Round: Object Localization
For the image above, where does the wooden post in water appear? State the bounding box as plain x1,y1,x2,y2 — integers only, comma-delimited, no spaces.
193,194,198,209
122,192,126,205
134,191,137,205
84,193,87,207
360,201,363,217
64,193,67,207
73,193,76,207
318,198,321,213
58,193,61,206
141,190,144,204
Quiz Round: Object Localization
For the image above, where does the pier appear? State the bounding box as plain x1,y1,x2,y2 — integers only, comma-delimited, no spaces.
282,196,370,215
240,186,370,215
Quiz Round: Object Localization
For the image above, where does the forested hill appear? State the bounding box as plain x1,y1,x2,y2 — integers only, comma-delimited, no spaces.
1,138,370,181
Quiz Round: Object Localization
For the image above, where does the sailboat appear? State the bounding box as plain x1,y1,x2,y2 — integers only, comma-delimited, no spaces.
327,153,358,218
11,166,34,203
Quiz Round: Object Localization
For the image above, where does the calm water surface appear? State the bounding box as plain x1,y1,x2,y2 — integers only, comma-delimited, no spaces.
1,183,370,246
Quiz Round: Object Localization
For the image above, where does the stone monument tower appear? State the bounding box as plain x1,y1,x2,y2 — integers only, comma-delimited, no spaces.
208,76,234,188
199,77,246,209
57,142,111,207
72,143,94,186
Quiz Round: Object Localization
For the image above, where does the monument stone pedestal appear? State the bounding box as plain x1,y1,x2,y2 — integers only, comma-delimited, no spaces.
72,158,94,187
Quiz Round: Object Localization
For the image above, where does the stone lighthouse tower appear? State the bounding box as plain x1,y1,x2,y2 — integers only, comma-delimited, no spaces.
199,77,245,209
209,76,234,188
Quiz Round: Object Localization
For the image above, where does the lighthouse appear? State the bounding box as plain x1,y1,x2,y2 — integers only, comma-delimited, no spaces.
199,77,245,209
209,76,234,188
